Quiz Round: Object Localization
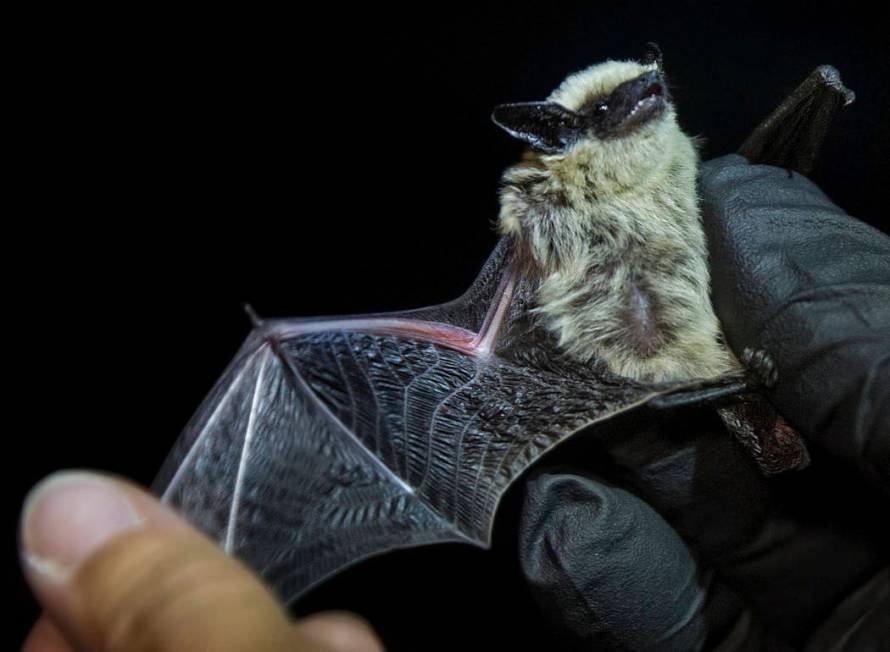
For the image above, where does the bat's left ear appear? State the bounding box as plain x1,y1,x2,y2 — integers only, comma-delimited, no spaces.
491,102,584,154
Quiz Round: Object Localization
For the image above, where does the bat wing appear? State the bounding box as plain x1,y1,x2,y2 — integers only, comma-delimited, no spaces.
153,239,717,602
738,65,854,175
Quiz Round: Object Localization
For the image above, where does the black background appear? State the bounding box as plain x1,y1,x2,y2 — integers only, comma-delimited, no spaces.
11,3,889,649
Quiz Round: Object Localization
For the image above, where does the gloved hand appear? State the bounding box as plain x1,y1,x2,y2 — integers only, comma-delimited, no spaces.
519,155,890,651
704,155,890,492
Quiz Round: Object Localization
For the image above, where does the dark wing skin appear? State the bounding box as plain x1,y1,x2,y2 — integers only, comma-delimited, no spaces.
154,66,853,602
153,239,734,603
738,65,855,176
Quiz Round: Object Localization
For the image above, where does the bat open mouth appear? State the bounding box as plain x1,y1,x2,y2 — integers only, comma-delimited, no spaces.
615,76,666,133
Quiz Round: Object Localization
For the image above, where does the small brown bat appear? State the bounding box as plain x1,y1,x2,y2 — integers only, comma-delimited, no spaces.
153,44,854,603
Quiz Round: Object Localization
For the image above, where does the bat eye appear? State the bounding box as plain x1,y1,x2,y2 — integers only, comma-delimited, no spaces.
596,101,609,113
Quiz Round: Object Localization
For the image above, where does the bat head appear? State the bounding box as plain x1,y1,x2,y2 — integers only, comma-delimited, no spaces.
492,44,684,188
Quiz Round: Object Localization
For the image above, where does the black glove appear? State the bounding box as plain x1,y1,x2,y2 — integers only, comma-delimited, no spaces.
519,155,890,651
703,154,890,492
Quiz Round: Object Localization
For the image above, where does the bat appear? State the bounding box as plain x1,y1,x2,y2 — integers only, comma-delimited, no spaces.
153,46,853,604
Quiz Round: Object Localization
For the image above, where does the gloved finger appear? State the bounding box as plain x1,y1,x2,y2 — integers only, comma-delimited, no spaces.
19,470,382,652
701,154,890,493
805,567,890,651
592,409,887,646
519,469,776,651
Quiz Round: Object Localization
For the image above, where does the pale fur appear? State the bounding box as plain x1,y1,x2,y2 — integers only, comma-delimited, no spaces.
498,59,737,382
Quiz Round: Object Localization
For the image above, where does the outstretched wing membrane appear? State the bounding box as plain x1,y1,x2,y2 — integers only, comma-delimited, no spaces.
153,241,690,602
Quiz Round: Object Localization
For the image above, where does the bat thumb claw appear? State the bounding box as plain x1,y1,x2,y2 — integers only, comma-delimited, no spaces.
243,303,264,329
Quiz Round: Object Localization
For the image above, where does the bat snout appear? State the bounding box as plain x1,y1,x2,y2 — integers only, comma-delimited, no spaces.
607,71,668,136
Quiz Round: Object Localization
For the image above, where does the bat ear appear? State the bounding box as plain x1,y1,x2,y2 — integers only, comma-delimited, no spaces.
641,42,663,69
491,102,584,154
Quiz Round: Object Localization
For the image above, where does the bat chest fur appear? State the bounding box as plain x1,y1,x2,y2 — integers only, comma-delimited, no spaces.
531,206,736,382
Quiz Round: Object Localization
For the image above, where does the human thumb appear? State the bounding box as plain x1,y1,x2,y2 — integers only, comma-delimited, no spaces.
19,470,382,652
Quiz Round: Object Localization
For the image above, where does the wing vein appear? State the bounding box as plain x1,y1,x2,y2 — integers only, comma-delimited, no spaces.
283,338,416,496
342,331,386,464
329,339,357,431
161,347,263,502
401,345,436,486
450,398,487,526
224,346,271,553
417,365,480,495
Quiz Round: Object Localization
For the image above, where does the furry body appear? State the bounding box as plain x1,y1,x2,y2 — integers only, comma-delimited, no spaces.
497,60,736,382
